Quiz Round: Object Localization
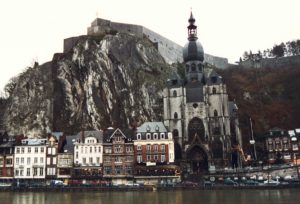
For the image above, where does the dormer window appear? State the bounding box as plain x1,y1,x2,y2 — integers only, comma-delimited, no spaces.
137,133,141,140
160,133,165,139
174,112,178,119
146,133,151,140
153,133,158,140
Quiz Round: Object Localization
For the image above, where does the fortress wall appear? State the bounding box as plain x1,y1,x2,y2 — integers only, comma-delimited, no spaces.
142,27,183,63
87,18,229,68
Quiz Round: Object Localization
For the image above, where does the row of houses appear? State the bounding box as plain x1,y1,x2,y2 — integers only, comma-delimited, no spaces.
0,122,180,185
265,128,300,164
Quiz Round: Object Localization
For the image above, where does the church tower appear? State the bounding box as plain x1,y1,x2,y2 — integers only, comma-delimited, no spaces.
163,12,242,174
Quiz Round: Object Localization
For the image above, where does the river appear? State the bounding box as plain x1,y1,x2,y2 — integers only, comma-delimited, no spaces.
0,189,299,204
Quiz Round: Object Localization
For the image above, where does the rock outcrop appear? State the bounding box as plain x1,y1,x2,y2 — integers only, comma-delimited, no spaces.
4,33,174,135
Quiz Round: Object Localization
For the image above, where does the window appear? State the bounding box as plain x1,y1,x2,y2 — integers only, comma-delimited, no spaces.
154,155,158,161
0,158,3,166
40,157,44,164
137,155,142,163
21,148,24,153
6,159,12,165
20,170,24,176
146,133,151,140
96,157,100,164
104,166,112,175
85,147,88,153
174,112,178,119
26,168,30,176
95,146,97,152
26,157,30,165
76,152,78,159
98,147,101,152
105,147,112,154
146,155,151,161
90,146,93,153
41,147,44,153
16,158,19,165
83,158,86,165
137,134,141,140
173,90,177,97
161,145,165,153
146,144,151,152
115,165,122,175
191,63,196,71
34,157,38,164
16,148,20,154
137,145,142,151
35,147,38,153
214,110,218,117
28,147,31,153
114,145,123,153
154,145,158,152
89,157,93,164
81,147,83,153
212,87,216,94
51,148,55,154
126,146,133,152
40,168,44,176
21,158,24,164
160,133,165,139
161,154,165,163
153,133,158,140
47,157,51,165
33,168,37,176
15,170,19,176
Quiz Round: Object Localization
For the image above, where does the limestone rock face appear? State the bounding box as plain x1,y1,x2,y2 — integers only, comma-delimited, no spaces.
4,33,173,135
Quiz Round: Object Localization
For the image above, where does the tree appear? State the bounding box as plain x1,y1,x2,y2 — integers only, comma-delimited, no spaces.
272,44,284,57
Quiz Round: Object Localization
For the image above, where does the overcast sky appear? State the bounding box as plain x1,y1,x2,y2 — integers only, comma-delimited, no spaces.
0,0,299,93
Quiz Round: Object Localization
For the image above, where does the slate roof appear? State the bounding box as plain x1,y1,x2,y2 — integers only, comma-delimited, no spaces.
63,135,77,153
102,128,134,143
75,130,103,143
137,122,168,133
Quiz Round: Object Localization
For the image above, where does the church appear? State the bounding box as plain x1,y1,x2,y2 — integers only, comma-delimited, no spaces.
163,12,242,174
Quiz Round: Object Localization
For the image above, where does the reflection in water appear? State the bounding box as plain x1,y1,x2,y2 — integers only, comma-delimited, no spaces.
0,189,299,204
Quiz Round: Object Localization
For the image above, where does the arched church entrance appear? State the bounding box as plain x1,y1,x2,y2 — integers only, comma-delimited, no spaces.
188,117,205,142
187,145,208,173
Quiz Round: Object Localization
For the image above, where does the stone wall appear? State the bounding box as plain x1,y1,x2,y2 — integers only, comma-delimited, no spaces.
87,18,229,68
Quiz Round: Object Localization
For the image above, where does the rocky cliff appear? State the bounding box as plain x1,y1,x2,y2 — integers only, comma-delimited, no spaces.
4,33,174,135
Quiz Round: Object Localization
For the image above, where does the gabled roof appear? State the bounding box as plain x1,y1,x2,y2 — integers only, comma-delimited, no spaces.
103,128,134,143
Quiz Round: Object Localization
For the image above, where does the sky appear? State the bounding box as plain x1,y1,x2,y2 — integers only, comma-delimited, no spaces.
0,0,299,94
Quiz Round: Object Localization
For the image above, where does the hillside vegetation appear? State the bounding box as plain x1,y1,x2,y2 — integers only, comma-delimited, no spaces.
219,65,300,143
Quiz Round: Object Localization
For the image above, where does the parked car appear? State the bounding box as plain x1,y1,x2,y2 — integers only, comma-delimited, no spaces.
224,178,238,186
243,180,259,186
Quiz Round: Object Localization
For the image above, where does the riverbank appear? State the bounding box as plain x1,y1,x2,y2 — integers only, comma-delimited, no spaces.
1,183,300,192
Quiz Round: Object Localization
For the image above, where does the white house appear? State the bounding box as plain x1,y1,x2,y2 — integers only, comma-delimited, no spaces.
14,138,47,179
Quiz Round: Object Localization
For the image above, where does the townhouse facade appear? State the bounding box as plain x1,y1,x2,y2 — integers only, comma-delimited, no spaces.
73,131,103,179
102,128,135,184
14,138,47,180
265,128,300,164
0,136,15,179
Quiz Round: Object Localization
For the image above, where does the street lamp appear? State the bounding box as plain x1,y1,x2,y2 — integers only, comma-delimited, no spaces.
249,118,257,161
